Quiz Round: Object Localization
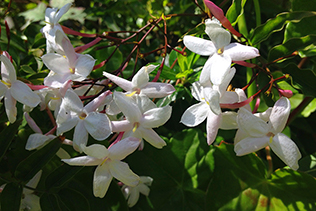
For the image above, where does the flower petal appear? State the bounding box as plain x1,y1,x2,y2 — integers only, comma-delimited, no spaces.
84,112,112,140
54,3,72,23
180,102,209,127
209,53,232,85
269,97,291,134
237,108,269,137
113,91,141,123
10,80,41,107
225,43,259,61
109,137,140,160
141,105,172,128
139,127,166,148
103,72,133,92
93,164,112,198
206,111,221,145
82,144,109,159
269,133,301,170
73,121,89,152
25,133,54,150
234,136,269,156
0,54,16,83
62,156,101,166
205,23,231,49
74,54,95,78
183,36,216,56
111,120,133,133
199,57,212,86
141,83,175,98
109,160,140,187
41,53,70,75
204,88,221,115
4,90,17,123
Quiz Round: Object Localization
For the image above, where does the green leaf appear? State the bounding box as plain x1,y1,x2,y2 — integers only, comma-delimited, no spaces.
301,98,316,117
45,165,84,191
249,11,316,45
205,143,316,210
226,0,247,26
20,65,36,74
0,182,23,211
15,138,62,183
283,63,316,97
19,2,46,23
40,193,69,211
0,120,21,162
127,129,214,210
58,188,90,211
268,35,316,62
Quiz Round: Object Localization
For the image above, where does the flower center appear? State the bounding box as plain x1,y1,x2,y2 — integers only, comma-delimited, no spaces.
217,47,224,55
79,112,87,120
133,122,140,133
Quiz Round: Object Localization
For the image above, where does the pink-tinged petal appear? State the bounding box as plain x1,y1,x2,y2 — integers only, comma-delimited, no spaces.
199,57,212,86
206,111,221,145
220,91,238,104
237,108,269,137
109,160,140,186
269,97,291,134
74,54,95,78
0,54,16,83
234,136,269,156
24,112,42,134
183,36,216,56
113,91,141,123
25,134,54,150
109,137,140,160
209,53,232,85
139,127,166,148
10,80,41,107
269,133,301,170
111,120,133,133
4,90,17,123
62,89,84,113
93,164,112,198
225,43,259,61
84,112,112,140
0,82,8,98
141,83,175,98
180,102,209,127
44,70,71,88
73,121,89,152
82,144,109,159
84,91,110,113
42,53,70,75
141,106,172,128
103,72,133,92
220,111,238,130
62,156,101,166
54,3,72,23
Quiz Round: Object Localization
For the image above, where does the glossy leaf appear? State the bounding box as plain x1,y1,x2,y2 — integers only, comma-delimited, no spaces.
268,35,316,62
0,182,23,211
283,63,316,97
40,193,69,211
15,138,62,183
0,120,21,162
250,11,316,45
226,0,247,26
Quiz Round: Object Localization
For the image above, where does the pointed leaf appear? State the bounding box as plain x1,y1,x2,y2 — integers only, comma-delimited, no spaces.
0,183,23,211
0,120,21,161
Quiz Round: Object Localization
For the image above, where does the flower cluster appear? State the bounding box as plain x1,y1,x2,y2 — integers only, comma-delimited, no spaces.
0,3,175,207
180,4,301,170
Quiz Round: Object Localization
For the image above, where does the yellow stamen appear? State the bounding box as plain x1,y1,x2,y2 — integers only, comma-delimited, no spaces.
133,123,139,133
69,68,75,74
217,47,224,55
100,157,109,166
126,91,137,97
1,80,11,87
201,98,209,105
79,113,87,120
50,96,60,100
269,135,273,143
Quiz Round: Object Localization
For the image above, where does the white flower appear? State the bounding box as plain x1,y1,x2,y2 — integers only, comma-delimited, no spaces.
111,92,171,148
103,65,175,98
42,30,96,88
183,18,259,86
0,53,41,123
122,176,153,207
41,3,72,53
234,97,302,170
180,68,238,145
56,89,112,151
62,137,141,198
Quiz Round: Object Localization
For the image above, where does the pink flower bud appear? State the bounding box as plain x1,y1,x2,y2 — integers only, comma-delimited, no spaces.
203,0,242,37
279,89,293,98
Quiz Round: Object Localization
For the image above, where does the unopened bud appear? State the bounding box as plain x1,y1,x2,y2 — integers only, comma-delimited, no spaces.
279,89,293,98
